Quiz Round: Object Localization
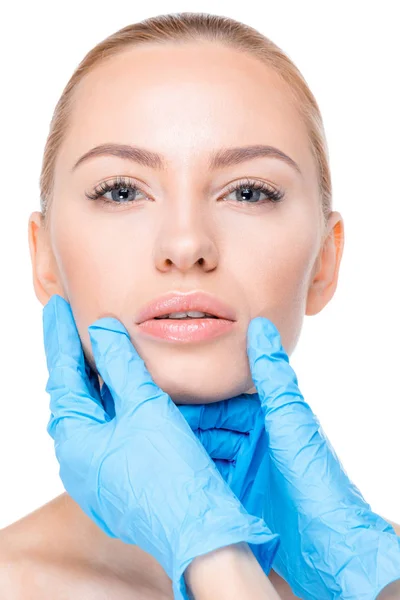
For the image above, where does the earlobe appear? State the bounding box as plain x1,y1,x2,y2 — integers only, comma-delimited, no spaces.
305,212,345,316
28,211,64,306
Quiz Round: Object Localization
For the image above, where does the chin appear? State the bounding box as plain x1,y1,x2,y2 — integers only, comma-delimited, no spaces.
84,331,254,404
159,381,250,405
145,355,253,405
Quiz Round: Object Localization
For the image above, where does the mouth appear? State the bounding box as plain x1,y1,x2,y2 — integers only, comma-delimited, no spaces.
137,315,236,343
153,310,219,320
135,291,237,343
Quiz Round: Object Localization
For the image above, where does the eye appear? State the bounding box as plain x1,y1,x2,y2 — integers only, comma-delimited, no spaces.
85,176,147,208
222,178,284,205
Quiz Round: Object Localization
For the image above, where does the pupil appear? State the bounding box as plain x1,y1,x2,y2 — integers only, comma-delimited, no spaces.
112,187,134,202
239,187,260,203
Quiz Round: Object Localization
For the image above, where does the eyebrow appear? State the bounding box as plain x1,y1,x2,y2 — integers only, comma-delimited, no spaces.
71,143,302,176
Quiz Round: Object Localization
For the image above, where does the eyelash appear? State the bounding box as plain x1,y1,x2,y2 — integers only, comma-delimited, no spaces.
84,175,285,209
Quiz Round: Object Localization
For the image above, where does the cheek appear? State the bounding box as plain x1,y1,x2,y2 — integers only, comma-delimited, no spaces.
242,230,316,355
52,206,148,315
50,208,150,369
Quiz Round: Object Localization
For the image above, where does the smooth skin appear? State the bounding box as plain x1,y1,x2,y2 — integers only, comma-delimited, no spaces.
1,40,398,598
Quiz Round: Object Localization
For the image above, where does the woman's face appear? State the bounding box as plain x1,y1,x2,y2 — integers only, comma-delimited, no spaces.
29,41,344,404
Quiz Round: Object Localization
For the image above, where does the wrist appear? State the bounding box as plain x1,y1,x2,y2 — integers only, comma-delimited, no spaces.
184,542,281,600
376,578,400,599
185,542,250,583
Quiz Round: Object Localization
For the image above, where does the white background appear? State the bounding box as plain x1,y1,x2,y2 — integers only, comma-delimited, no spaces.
0,0,399,530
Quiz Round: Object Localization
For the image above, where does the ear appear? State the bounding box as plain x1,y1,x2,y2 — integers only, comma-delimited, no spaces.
28,211,66,306
305,211,345,316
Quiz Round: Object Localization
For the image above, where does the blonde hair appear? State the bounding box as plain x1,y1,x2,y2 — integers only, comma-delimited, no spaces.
39,11,332,236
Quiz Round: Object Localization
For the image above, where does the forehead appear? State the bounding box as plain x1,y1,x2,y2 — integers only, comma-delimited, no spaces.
61,41,315,181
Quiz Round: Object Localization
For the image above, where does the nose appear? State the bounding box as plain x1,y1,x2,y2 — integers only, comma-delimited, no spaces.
154,208,219,274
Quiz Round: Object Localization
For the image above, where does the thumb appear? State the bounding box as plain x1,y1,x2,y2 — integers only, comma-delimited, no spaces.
88,318,164,419
247,317,320,449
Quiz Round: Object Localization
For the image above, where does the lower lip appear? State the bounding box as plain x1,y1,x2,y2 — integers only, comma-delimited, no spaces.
136,318,236,342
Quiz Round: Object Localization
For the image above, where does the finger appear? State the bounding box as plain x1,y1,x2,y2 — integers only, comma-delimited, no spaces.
246,316,373,527
178,394,262,433
195,428,244,461
247,316,323,453
43,295,108,441
87,317,166,419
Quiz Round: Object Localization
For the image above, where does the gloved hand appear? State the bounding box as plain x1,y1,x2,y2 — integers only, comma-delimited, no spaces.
42,295,281,600
101,375,265,493
178,317,400,599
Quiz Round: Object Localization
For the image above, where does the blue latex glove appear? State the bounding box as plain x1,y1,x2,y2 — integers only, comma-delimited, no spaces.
178,317,400,599
42,295,281,600
100,380,264,493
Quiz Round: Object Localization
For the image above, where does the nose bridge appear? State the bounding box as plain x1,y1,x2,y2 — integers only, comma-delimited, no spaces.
154,176,218,272
166,174,204,222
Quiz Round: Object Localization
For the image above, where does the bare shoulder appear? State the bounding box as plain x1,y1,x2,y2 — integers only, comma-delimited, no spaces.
0,496,171,600
0,530,32,599
0,501,68,600
0,543,123,600
0,528,141,600
0,543,101,600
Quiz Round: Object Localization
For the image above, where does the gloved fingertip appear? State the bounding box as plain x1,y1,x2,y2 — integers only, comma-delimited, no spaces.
88,316,129,337
248,317,281,347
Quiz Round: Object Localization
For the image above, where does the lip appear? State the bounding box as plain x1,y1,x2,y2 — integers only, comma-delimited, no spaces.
135,290,237,324
136,317,236,343
135,290,237,344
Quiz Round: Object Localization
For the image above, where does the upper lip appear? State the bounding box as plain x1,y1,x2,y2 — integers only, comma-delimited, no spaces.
135,290,237,324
